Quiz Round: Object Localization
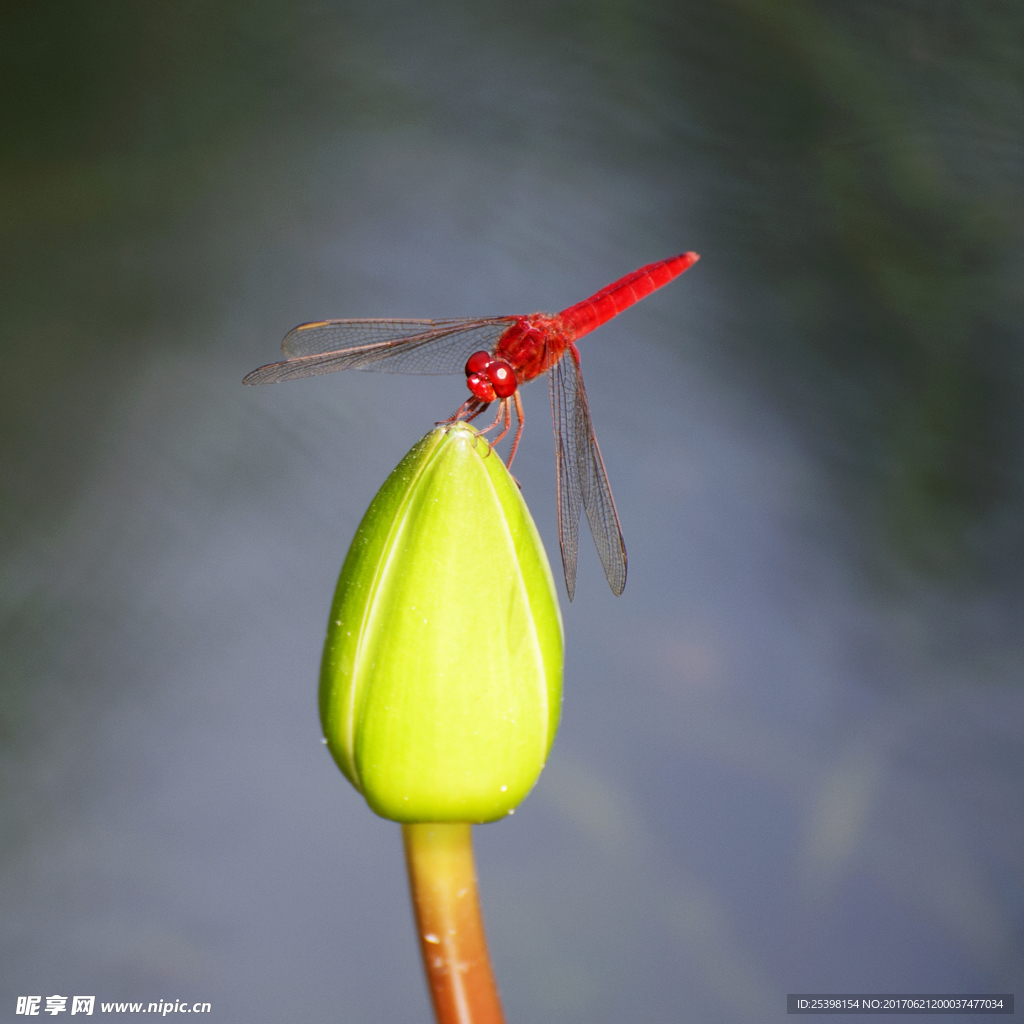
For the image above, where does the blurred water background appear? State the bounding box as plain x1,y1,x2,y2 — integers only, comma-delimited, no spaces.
1,2,1022,1021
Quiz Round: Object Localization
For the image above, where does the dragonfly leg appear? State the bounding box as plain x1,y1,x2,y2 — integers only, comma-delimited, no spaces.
470,399,510,458
505,391,526,469
486,399,513,447
442,396,489,427
475,399,507,436
442,394,518,465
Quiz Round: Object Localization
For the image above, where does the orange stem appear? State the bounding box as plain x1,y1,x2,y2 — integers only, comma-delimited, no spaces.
402,823,506,1024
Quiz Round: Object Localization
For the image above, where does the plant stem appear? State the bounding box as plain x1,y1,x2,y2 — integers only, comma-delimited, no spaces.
402,823,506,1024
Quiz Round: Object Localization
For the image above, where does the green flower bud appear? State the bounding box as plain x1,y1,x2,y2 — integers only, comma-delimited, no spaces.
319,423,563,823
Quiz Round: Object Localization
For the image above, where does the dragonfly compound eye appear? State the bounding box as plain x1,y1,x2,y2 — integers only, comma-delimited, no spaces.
465,350,494,376
487,360,518,399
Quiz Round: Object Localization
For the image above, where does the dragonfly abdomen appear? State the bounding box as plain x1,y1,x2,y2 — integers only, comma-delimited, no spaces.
560,251,700,340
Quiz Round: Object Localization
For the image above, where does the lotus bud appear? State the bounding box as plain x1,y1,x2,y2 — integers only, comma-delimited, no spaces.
319,423,563,823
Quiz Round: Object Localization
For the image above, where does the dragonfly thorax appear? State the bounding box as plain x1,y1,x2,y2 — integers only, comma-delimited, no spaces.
493,314,565,383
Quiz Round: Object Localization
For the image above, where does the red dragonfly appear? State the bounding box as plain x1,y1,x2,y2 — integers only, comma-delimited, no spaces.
244,252,699,600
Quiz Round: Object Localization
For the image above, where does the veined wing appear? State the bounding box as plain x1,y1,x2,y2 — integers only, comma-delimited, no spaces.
243,317,518,385
549,344,627,600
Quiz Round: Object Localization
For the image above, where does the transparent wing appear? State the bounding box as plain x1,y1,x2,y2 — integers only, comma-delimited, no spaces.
550,357,582,601
243,317,518,385
549,345,627,600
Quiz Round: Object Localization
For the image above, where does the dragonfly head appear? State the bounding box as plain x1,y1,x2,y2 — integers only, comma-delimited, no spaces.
465,351,518,402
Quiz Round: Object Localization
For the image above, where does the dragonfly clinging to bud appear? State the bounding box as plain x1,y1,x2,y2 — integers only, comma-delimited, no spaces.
244,252,700,599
